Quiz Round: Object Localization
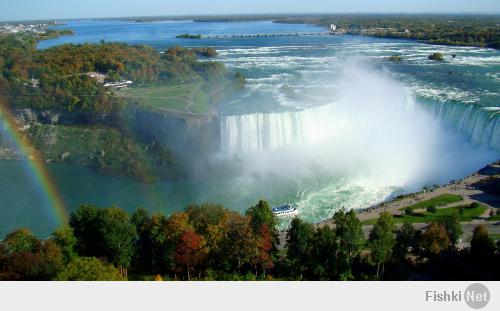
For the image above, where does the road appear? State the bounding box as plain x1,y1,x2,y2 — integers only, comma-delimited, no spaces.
361,221,500,246
278,221,500,249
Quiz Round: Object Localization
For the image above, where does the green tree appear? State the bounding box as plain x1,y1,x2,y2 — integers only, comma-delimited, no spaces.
334,209,364,274
147,214,171,274
421,222,450,256
286,217,314,279
56,257,124,281
2,228,38,253
245,200,276,234
131,208,149,229
469,202,480,209
34,240,64,280
427,205,437,213
222,213,257,274
70,205,136,278
105,70,120,82
0,229,63,280
52,225,78,264
131,208,153,274
404,206,414,216
368,212,396,278
437,212,463,247
70,205,102,256
470,224,495,259
98,207,137,278
311,226,337,279
393,222,418,260
186,203,227,236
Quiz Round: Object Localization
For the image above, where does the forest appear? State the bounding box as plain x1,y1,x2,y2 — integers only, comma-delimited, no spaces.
0,34,242,112
115,14,500,48
274,14,500,48
0,201,499,281
0,34,243,180
96,15,500,48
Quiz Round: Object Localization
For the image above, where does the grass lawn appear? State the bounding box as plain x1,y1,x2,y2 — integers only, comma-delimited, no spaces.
488,215,500,221
117,83,211,114
489,234,500,241
363,204,487,225
398,193,463,211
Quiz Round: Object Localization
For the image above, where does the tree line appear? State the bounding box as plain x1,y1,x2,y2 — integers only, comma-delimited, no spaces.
1,202,499,281
0,35,243,112
0,35,244,181
274,15,500,49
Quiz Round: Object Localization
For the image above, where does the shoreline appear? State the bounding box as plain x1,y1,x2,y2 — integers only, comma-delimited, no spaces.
277,160,500,247
320,159,500,226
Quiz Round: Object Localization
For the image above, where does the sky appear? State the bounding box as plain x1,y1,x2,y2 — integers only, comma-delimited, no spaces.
1,0,499,21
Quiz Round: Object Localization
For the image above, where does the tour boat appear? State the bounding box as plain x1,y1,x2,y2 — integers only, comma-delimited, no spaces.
272,204,298,217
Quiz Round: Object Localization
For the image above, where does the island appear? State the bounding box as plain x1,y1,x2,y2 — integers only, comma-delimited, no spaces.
176,33,202,39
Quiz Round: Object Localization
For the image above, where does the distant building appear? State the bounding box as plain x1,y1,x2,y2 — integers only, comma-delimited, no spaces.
30,78,39,87
0,23,48,35
104,80,133,89
328,24,345,35
86,72,106,84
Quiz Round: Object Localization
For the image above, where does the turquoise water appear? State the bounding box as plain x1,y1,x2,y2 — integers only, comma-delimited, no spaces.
0,160,321,237
0,20,498,237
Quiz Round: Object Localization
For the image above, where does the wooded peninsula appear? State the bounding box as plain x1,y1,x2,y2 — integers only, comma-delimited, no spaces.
0,33,244,181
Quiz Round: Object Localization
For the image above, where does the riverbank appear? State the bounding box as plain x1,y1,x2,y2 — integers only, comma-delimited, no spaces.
0,35,242,181
350,160,500,224
278,160,500,248
272,14,500,49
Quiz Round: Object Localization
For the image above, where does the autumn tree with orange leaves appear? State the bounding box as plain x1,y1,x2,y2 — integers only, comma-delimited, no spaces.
174,229,206,280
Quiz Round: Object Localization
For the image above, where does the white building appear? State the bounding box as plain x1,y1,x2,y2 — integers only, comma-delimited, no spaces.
104,80,133,89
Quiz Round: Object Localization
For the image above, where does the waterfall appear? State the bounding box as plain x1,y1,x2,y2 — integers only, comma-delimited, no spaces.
220,104,339,153
418,98,500,152
220,99,500,154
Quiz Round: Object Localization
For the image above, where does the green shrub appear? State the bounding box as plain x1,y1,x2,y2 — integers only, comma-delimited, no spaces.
428,52,444,61
388,55,402,62
458,206,465,215
405,206,414,216
469,202,480,209
427,205,438,213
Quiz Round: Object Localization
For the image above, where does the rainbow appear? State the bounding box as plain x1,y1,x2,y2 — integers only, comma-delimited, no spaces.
0,102,69,225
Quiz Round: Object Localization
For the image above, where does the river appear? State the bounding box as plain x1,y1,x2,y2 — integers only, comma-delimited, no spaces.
0,19,498,237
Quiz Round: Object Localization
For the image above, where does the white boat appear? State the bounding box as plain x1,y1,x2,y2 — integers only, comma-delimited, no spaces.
272,204,298,217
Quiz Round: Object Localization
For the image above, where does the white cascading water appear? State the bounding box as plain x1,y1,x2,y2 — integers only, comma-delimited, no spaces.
215,62,499,225
420,99,500,152
218,62,498,187
220,104,341,153
221,99,500,154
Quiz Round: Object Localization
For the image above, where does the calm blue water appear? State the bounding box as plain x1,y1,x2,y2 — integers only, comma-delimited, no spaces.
0,20,497,237
38,20,332,50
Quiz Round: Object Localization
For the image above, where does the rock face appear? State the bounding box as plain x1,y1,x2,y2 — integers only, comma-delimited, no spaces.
122,105,221,157
1,106,222,173
12,108,119,127
9,107,220,155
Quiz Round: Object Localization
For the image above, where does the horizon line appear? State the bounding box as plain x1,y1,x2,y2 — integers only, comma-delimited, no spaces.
2,11,500,23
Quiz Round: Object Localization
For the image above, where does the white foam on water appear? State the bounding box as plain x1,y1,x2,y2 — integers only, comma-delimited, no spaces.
217,60,498,222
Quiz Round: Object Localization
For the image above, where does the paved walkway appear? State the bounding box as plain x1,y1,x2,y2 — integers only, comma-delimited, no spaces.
277,161,500,249
339,161,500,224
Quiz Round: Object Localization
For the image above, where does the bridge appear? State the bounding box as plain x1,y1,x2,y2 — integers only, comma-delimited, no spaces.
202,32,332,39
